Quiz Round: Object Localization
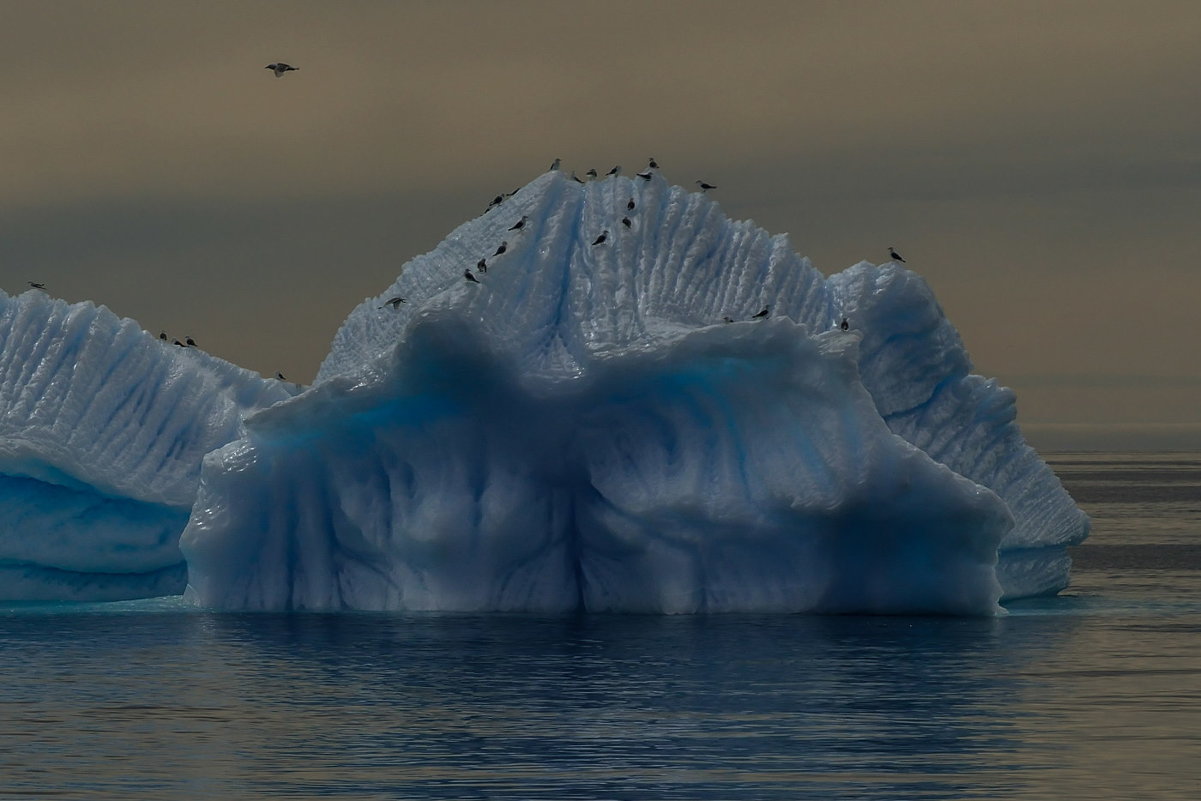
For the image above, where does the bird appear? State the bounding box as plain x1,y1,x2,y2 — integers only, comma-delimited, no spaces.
493,241,507,257
477,257,488,274
592,230,609,246
636,170,653,180
265,62,298,78
606,165,621,176
549,157,561,171
627,198,635,211
464,269,481,284
621,217,631,228
696,180,717,192
379,296,406,309
185,337,196,347
27,281,46,290
508,215,528,232
276,372,287,381
840,317,849,330
722,316,734,324
585,168,598,179
751,306,769,319
486,195,504,211
648,157,659,169
159,331,167,341
889,246,906,263
570,171,584,183
173,339,184,347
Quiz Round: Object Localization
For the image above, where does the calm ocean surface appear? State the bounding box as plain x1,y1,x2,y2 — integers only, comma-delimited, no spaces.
2,452,1198,800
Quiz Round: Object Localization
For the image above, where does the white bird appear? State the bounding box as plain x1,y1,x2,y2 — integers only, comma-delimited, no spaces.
265,62,299,78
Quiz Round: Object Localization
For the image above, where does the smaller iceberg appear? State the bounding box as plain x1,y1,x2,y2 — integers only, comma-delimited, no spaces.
181,171,1084,614
0,290,295,601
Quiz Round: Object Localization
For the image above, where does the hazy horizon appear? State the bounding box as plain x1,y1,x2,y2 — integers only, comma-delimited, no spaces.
3,0,1199,451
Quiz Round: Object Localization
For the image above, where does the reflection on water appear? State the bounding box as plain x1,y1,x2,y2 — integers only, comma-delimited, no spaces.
0,453,1198,800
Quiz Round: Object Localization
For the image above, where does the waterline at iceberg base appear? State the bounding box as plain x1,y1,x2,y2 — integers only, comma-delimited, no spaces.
180,170,1088,614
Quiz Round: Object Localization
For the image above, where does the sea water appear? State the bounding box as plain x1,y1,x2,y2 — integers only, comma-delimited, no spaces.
2,453,1198,800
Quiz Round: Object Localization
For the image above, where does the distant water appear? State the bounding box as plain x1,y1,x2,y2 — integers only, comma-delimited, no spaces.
2,452,1198,800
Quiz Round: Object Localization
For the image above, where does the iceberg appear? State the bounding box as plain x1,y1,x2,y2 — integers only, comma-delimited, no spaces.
0,290,295,601
181,171,1087,613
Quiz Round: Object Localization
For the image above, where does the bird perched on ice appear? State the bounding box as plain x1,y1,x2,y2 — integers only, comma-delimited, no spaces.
570,171,584,183
592,230,609,246
621,217,631,228
696,180,717,192
173,339,184,347
265,62,298,78
379,296,405,309
276,372,287,380
636,170,653,180
723,316,734,324
751,306,769,319
606,166,621,177
476,258,488,274
627,198,635,211
486,195,504,212
508,215,528,232
27,281,46,290
648,157,659,169
548,157,561,171
840,317,849,330
585,168,598,179
889,246,906,263
464,269,481,284
493,241,507,257
185,337,197,347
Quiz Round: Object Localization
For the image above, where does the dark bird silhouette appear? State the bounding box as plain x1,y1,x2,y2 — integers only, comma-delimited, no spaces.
508,215,528,231
159,331,167,341
585,168,598,179
636,170,653,180
173,339,184,347
592,230,609,246
752,306,769,319
379,296,406,309
606,166,621,176
486,195,503,212
840,317,849,330
265,62,298,78
464,269,481,284
889,246,906,263
723,316,734,324
570,171,584,183
493,241,507,257
696,180,717,192
477,258,487,274
648,157,659,169
185,337,196,347
621,217,631,228
276,372,287,381
549,157,561,171
27,281,46,290
627,198,635,211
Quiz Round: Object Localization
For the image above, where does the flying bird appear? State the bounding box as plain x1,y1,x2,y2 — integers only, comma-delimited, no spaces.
592,230,609,246
549,157,561,171
621,217,631,228
751,306,769,319
464,269,481,284
265,62,298,78
508,215,528,232
379,296,406,309
606,166,621,176
627,198,635,211
477,258,488,274
840,317,849,330
696,180,717,192
27,281,46,290
889,247,906,263
494,241,507,257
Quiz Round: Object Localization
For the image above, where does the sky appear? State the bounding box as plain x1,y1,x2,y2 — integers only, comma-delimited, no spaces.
2,0,1199,450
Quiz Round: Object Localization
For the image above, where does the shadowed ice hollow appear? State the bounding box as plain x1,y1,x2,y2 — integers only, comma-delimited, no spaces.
180,170,1087,614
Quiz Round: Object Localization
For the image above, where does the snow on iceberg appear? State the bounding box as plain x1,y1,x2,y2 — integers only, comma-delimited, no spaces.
181,170,1084,614
0,290,295,601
